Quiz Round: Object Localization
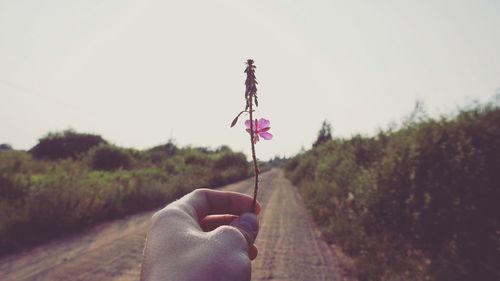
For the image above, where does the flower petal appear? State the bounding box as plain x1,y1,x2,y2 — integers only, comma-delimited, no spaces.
258,118,270,129
244,119,251,129
259,132,273,140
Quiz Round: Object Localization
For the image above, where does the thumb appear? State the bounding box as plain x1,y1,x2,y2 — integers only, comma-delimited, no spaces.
229,212,259,245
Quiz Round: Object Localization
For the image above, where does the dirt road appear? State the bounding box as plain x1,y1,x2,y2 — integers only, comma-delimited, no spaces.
0,169,355,281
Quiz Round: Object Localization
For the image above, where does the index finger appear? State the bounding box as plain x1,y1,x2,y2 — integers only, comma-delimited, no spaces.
182,189,261,220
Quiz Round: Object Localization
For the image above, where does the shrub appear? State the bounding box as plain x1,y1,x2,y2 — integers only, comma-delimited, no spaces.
90,145,132,171
182,148,211,166
0,141,251,256
147,141,178,164
285,102,500,281
0,144,13,150
30,130,106,160
209,152,249,186
212,152,247,170
0,173,29,200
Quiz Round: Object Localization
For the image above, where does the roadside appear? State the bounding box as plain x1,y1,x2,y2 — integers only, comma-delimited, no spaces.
0,169,356,281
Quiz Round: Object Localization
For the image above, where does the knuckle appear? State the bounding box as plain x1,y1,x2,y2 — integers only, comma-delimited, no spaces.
190,188,208,199
213,225,248,249
151,207,186,225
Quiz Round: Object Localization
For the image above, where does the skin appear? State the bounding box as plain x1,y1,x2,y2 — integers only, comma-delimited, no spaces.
140,189,261,281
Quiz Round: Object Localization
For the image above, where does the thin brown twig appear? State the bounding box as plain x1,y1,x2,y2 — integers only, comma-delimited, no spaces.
241,59,260,213
248,101,259,212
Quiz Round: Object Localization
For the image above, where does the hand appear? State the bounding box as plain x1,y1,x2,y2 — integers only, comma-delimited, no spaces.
140,188,261,281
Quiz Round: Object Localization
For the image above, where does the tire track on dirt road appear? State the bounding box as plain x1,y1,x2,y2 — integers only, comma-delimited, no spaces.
0,169,355,281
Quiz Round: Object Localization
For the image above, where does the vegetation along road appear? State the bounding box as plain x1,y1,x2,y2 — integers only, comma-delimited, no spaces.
0,169,355,281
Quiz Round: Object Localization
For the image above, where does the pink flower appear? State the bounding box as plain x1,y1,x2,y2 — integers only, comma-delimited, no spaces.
245,118,273,144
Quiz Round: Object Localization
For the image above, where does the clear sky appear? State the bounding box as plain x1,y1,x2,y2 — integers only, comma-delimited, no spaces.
1,0,500,160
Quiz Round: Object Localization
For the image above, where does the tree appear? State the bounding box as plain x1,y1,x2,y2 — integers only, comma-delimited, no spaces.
313,120,332,147
30,130,106,160
0,143,13,150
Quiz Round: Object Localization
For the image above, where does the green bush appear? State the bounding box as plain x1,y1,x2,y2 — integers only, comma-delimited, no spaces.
0,144,13,150
285,102,500,281
90,145,132,171
147,141,178,164
209,152,249,187
0,141,249,256
30,130,106,160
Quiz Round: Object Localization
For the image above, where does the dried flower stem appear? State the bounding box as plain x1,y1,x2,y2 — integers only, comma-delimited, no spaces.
245,59,259,213
230,59,263,213
248,99,259,212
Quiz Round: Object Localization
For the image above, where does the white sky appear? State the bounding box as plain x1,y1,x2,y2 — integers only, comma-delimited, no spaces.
1,0,500,160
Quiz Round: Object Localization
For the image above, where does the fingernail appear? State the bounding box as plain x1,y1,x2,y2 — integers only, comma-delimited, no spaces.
230,212,260,245
239,213,259,233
